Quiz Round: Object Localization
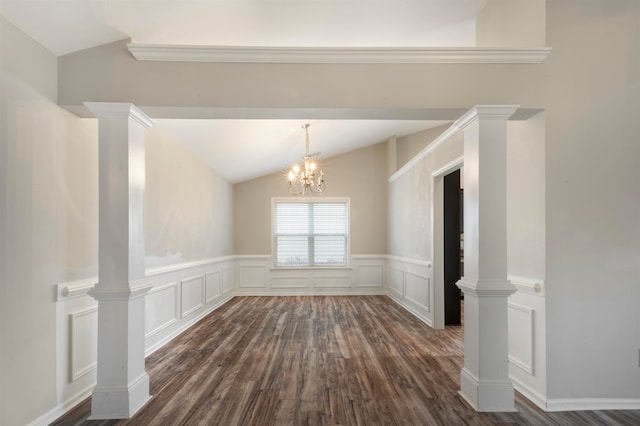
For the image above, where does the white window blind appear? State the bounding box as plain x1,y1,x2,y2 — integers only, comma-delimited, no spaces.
274,200,348,267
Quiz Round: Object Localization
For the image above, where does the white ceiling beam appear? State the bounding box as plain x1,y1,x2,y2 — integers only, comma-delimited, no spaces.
127,44,551,64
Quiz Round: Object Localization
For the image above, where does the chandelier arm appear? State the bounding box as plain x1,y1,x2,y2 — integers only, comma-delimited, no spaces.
286,123,325,196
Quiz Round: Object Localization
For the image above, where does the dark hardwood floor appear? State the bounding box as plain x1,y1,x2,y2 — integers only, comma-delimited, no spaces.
52,296,640,425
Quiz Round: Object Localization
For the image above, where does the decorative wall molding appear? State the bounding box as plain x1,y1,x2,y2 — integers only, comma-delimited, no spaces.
404,271,431,313
56,278,97,301
508,275,545,296
385,255,432,268
313,275,352,289
70,307,98,381
146,256,235,278
222,266,234,295
205,271,222,303
238,264,268,288
272,275,311,289
387,256,433,326
234,254,387,295
388,266,404,298
145,281,179,339
389,122,462,183
127,43,552,64
355,264,384,288
180,275,205,318
507,302,534,374
27,382,97,426
510,377,547,411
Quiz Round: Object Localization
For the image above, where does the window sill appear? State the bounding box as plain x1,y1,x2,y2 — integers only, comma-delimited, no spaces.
270,265,352,271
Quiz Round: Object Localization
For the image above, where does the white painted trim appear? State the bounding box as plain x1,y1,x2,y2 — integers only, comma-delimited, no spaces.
387,293,433,328
145,281,180,339
313,275,352,289
57,256,235,301
180,275,205,318
454,105,520,129
145,294,234,356
271,275,311,289
70,307,98,381
431,155,465,179
351,254,388,261
56,278,97,301
386,255,432,269
237,264,268,288
145,256,235,277
508,275,545,296
234,254,271,260
510,376,547,411
127,44,552,64
84,102,153,128
233,290,385,296
204,271,222,304
545,398,640,412
387,266,405,298
389,123,461,182
26,383,96,426
507,302,534,375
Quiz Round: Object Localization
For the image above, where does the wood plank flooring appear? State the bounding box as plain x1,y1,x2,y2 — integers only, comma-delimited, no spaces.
52,296,640,425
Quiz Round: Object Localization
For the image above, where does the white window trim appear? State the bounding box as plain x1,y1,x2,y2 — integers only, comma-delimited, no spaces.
271,197,351,269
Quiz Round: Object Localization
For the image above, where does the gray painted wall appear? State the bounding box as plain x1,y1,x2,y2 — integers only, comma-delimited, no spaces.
234,142,388,255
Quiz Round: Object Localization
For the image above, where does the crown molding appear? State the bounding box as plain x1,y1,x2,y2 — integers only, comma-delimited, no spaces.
127,43,552,64
84,102,153,128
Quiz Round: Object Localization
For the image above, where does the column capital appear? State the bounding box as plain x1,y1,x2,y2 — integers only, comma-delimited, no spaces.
454,105,519,130
84,102,153,128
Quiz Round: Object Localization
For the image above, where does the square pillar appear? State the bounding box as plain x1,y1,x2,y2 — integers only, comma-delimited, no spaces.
85,102,153,419
455,105,518,412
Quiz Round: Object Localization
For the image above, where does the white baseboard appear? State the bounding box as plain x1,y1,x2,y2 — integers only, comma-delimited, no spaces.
387,292,433,328
145,294,234,356
545,398,640,412
234,290,387,297
27,383,94,426
511,376,547,411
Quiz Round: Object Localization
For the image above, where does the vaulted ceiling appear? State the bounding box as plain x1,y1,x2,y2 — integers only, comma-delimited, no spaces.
0,0,494,182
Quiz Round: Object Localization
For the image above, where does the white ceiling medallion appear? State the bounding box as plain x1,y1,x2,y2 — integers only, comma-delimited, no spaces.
127,44,551,64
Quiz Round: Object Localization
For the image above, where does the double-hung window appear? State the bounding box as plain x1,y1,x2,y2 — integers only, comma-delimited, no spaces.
273,198,349,267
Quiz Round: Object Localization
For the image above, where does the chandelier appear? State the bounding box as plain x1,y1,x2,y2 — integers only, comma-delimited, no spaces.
287,123,325,195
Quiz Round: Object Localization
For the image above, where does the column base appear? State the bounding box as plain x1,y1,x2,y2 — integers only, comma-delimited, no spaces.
89,372,151,419
459,368,517,412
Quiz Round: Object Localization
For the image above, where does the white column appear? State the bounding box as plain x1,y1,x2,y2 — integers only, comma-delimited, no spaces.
455,105,518,412
85,102,153,419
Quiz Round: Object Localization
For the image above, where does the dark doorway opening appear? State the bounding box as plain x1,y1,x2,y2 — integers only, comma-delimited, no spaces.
444,169,463,326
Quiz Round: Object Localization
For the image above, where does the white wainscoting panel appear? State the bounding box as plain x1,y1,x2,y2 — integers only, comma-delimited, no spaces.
70,307,98,381
235,255,386,295
508,302,534,374
222,266,234,294
238,264,268,288
53,257,236,426
388,266,404,297
145,282,179,338
355,264,384,288
386,256,433,326
205,271,222,303
271,274,311,289
508,276,547,410
181,275,205,318
404,271,430,312
313,274,352,289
